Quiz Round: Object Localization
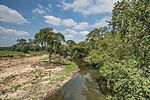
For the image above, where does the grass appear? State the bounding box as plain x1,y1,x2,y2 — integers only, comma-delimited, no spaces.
12,84,22,92
0,50,48,57
43,61,67,66
64,61,78,73
0,51,23,56
0,55,79,99
42,59,78,72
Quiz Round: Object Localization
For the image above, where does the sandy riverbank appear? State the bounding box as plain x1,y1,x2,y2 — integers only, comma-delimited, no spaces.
0,55,79,99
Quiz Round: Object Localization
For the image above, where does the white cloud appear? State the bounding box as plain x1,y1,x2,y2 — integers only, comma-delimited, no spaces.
74,22,89,30
44,15,61,25
59,16,111,41
44,15,90,30
0,5,29,24
51,29,75,40
80,31,89,36
63,29,88,41
64,29,78,35
62,19,77,27
0,26,29,38
91,16,111,28
61,0,118,15
32,8,46,14
44,15,111,43
53,29,59,33
62,29,89,42
44,15,111,42
65,34,74,40
62,0,91,11
63,29,89,37
32,4,51,14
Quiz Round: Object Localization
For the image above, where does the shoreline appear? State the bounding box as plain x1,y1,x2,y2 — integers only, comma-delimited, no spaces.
41,69,80,100
0,55,79,100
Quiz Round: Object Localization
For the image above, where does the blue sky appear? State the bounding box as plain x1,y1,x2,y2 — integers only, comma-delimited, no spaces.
0,0,118,47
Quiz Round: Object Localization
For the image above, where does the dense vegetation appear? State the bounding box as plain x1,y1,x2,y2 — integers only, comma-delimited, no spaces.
85,0,150,99
0,0,149,99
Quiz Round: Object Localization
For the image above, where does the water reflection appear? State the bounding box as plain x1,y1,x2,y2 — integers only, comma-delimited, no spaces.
46,62,106,100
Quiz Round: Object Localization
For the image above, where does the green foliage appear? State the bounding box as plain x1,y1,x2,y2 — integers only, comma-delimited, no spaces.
12,84,22,92
99,62,149,99
111,0,150,66
63,40,79,59
66,41,89,59
89,32,150,99
86,27,108,50
64,61,78,72
34,27,65,61
0,51,23,56
4,38,42,53
66,40,76,46
87,0,150,99
15,39,29,53
0,0,149,99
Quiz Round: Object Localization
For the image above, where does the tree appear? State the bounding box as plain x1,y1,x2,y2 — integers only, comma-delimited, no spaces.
66,41,89,59
111,0,150,66
66,40,76,47
86,27,108,50
65,40,76,57
52,32,65,54
87,0,150,99
16,39,27,44
34,28,65,62
15,39,30,53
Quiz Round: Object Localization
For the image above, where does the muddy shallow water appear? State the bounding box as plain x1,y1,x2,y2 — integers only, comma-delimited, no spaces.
46,61,107,100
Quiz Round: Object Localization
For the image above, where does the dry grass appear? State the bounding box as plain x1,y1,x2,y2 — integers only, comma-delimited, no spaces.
0,54,78,99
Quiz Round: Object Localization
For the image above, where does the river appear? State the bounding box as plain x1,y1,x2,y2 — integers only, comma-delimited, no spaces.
46,61,107,100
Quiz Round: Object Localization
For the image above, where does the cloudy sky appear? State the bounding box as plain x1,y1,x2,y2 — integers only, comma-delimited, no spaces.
0,0,118,47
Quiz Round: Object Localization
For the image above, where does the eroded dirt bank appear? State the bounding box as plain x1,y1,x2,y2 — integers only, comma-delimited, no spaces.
0,55,79,99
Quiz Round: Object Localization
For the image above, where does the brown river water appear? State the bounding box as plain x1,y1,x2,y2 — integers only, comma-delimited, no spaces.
46,61,108,100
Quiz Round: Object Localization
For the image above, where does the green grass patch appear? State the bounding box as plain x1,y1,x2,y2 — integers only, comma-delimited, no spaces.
64,61,78,72
42,60,66,66
12,84,22,92
43,60,78,72
0,51,24,56
0,51,48,57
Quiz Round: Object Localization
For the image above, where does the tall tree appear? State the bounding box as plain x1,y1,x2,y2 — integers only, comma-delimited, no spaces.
111,0,150,66
34,28,65,61
86,27,108,50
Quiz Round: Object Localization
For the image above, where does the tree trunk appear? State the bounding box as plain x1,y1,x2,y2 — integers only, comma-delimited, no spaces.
49,54,51,62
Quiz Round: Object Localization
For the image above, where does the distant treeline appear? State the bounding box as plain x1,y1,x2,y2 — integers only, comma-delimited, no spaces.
0,39,42,52
0,46,14,51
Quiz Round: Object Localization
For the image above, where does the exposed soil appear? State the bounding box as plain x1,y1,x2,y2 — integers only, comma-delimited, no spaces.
0,55,78,100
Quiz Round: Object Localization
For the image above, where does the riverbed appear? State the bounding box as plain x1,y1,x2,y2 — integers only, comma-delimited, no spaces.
45,61,107,100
